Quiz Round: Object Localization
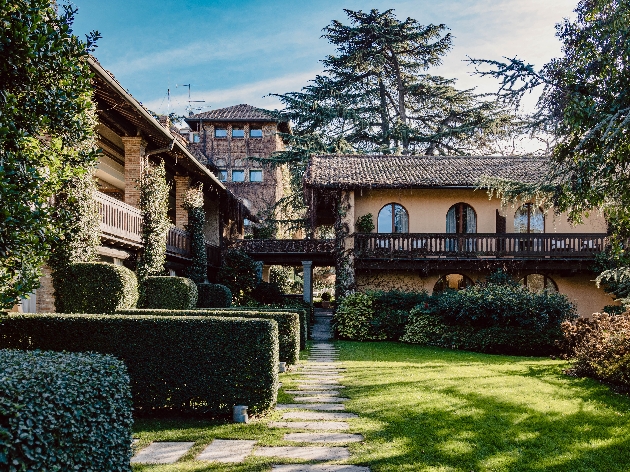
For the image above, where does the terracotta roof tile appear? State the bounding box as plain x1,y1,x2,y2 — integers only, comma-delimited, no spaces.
187,104,279,122
305,154,550,189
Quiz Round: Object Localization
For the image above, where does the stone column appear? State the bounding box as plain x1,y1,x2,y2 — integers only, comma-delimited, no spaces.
174,174,191,230
262,264,271,283
335,191,355,298
36,265,56,313
302,260,313,305
121,136,147,208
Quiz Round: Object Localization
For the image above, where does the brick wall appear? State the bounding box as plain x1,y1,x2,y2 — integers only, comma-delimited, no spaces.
121,137,147,208
36,264,56,313
174,174,191,229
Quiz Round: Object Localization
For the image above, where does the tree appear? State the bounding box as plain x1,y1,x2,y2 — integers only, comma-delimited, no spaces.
0,0,100,309
264,9,514,227
469,0,630,233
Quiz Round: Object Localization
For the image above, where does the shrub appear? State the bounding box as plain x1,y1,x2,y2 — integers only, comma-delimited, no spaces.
0,314,279,415
118,309,300,365
141,276,198,309
0,349,133,471
321,291,332,301
217,249,260,303
334,290,429,341
356,213,375,233
197,283,232,308
54,262,138,313
251,281,284,305
560,312,630,391
402,282,577,355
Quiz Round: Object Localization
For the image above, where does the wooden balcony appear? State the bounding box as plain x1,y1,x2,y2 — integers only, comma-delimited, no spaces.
96,191,221,266
231,239,336,265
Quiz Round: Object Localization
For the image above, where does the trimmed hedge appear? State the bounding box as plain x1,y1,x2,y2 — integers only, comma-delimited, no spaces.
0,314,279,415
0,349,133,471
251,281,284,305
142,276,198,309
197,283,232,308
54,262,138,313
118,309,300,365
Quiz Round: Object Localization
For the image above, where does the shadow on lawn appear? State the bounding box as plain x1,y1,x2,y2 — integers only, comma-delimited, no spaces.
340,342,630,472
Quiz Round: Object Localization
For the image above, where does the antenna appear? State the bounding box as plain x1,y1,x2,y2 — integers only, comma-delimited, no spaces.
177,83,205,115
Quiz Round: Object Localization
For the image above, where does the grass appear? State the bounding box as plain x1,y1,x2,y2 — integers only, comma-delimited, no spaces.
132,342,630,471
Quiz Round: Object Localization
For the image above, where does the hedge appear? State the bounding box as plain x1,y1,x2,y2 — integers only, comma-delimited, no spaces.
141,276,198,309
197,283,232,308
217,307,308,351
54,262,138,313
0,314,279,415
118,309,300,365
0,349,133,471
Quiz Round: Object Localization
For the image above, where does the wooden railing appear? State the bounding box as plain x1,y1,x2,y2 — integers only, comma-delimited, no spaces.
206,243,221,267
166,226,191,257
232,239,336,254
354,233,608,260
96,191,142,247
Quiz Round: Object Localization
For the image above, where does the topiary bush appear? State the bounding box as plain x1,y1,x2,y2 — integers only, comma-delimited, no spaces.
141,276,198,309
119,308,300,365
251,281,284,305
197,283,232,308
321,291,332,302
333,292,376,341
217,249,260,304
560,312,630,391
0,313,279,415
54,262,138,314
0,349,133,471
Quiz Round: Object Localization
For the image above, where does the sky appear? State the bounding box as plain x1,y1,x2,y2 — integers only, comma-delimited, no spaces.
70,0,578,118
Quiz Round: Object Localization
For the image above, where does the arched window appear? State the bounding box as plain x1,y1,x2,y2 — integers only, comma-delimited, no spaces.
378,203,408,233
519,274,558,293
433,274,474,292
446,203,477,234
514,204,545,233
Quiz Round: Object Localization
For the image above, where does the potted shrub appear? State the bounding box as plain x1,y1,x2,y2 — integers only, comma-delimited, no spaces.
321,291,332,308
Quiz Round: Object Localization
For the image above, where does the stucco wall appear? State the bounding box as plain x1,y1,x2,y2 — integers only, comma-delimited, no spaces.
353,188,607,234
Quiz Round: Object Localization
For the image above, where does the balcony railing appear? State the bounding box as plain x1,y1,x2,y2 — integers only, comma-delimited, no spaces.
232,239,336,254
96,191,142,247
354,233,608,260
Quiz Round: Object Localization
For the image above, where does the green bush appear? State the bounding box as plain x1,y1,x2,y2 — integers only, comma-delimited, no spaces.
356,213,375,233
54,262,138,313
321,291,332,301
0,314,279,415
334,290,429,341
142,276,198,309
0,349,133,471
217,249,260,304
560,312,630,391
118,309,300,365
197,283,232,308
401,282,577,355
251,281,284,305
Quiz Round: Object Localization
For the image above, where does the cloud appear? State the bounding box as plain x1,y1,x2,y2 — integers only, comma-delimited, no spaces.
143,70,321,115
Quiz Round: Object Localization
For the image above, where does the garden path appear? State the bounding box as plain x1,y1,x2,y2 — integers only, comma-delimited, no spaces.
131,310,369,470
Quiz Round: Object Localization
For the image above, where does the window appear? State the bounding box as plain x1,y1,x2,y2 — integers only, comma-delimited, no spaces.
433,274,474,292
232,128,244,138
249,170,263,182
217,169,227,182
215,128,227,138
446,203,477,234
377,203,408,233
514,204,545,233
192,133,201,143
244,218,251,226
232,170,245,182
519,274,558,293
250,128,263,138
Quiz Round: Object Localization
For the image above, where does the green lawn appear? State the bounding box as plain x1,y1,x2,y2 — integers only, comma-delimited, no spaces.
132,342,630,471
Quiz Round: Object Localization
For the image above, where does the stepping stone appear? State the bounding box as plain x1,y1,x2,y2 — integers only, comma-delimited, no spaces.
285,433,364,443
285,390,341,395
298,380,340,385
197,439,257,463
272,466,370,472
254,446,350,461
297,385,345,390
282,411,358,420
131,442,195,464
277,403,346,411
294,396,348,403
269,421,349,430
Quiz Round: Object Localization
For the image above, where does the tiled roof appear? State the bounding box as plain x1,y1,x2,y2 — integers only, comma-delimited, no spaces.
186,104,279,122
305,154,551,189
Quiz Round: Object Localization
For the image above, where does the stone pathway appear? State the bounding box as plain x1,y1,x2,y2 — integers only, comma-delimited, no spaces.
131,309,368,470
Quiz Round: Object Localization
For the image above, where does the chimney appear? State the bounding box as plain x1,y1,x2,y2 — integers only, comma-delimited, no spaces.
157,115,171,129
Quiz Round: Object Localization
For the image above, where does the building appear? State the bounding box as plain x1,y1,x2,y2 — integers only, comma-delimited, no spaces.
271,153,614,316
184,105,289,222
14,57,250,313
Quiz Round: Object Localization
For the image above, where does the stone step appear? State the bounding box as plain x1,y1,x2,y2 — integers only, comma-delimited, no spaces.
269,421,349,430
294,396,348,403
131,442,195,464
297,385,345,390
285,390,341,395
255,446,350,461
298,380,341,385
285,433,364,443
282,411,358,420
197,439,257,463
277,403,346,411
272,466,370,472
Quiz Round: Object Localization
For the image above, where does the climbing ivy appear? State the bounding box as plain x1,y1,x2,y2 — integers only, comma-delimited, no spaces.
184,183,208,284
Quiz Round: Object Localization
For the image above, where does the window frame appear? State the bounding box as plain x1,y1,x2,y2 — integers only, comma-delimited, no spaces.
377,203,409,233
232,128,245,139
446,202,477,234
217,169,227,182
214,128,227,138
249,128,263,138
514,203,545,233
231,169,245,182
249,169,263,182
520,273,558,293
433,274,474,292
